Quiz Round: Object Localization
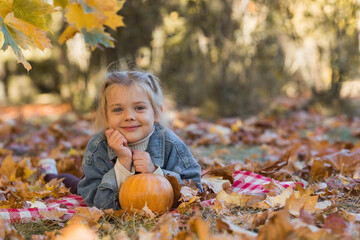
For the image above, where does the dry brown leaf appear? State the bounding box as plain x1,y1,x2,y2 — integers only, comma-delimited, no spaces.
323,212,348,235
179,186,199,202
309,159,329,183
262,179,285,196
70,206,103,225
251,210,269,229
201,177,232,194
38,208,67,221
202,164,241,184
152,213,180,237
216,190,265,208
0,155,17,180
166,174,182,208
188,216,210,240
254,187,293,209
257,209,294,240
216,218,257,238
286,187,318,217
322,148,360,176
211,199,229,215
290,218,331,239
340,209,360,223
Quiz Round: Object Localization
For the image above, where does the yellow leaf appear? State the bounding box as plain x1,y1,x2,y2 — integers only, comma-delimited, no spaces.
216,190,250,207
286,188,318,217
216,190,266,207
0,16,32,71
0,155,17,179
58,25,78,44
13,0,53,31
70,206,103,225
0,0,12,18
54,0,68,8
254,187,293,209
4,12,52,50
103,11,124,30
65,4,106,30
84,0,125,30
0,31,4,45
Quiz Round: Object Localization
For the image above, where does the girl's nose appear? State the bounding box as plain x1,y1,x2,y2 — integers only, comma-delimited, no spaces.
124,109,135,121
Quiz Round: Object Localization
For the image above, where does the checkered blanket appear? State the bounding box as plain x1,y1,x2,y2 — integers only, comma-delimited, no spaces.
0,171,301,223
200,170,302,207
0,195,87,223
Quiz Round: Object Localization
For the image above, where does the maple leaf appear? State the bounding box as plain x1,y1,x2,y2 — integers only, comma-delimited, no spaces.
13,0,53,31
285,187,318,217
0,16,31,71
0,0,54,71
70,206,103,225
4,12,52,51
60,0,124,48
38,208,67,221
254,187,293,209
0,155,17,180
257,209,294,240
216,190,265,208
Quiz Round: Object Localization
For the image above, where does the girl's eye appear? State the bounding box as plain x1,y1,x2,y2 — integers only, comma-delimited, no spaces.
112,108,123,113
135,106,145,111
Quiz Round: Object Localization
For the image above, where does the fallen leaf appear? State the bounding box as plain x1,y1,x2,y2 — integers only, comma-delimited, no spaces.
286,187,318,217
201,177,232,194
257,209,294,240
70,206,103,225
216,218,257,238
323,212,348,235
216,190,265,207
262,179,285,196
166,174,182,208
179,186,198,202
254,187,293,209
39,208,67,221
188,216,210,240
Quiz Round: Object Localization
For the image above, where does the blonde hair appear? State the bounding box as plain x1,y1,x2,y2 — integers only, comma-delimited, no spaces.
94,70,167,131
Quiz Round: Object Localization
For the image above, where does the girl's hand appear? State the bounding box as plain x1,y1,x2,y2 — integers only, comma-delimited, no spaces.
132,150,156,173
105,129,132,171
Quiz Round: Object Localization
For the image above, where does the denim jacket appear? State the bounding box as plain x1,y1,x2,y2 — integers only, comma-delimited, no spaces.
77,123,203,210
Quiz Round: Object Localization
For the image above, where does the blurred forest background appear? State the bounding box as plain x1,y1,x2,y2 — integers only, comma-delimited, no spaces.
0,0,359,119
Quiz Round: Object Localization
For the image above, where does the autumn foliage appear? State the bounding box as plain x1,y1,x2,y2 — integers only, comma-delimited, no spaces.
0,0,125,71
1,104,360,239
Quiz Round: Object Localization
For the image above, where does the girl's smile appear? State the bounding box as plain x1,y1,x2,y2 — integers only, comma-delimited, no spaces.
106,84,157,143
121,125,140,131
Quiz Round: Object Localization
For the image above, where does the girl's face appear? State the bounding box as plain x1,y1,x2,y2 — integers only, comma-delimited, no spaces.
106,84,157,143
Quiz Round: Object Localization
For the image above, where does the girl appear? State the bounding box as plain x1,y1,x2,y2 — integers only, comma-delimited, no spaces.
75,70,203,210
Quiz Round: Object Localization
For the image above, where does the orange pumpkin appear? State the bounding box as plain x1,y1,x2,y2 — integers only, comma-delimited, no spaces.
119,173,174,213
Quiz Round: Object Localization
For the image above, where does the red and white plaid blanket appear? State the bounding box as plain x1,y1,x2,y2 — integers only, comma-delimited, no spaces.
0,171,301,223
200,170,302,207
0,195,87,223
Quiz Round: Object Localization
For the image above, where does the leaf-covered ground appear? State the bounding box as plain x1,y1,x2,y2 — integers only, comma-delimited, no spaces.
1,103,360,239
